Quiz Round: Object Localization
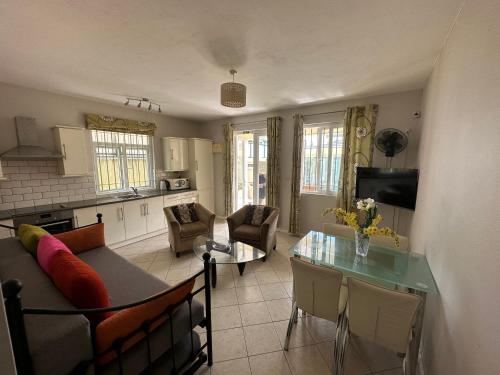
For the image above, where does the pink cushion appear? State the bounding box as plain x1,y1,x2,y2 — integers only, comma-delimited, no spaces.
37,235,72,274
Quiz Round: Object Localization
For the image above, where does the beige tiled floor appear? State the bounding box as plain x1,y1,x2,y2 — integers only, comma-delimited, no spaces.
115,219,403,375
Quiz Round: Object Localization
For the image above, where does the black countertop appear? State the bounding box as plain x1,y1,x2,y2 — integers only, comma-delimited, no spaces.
0,189,196,220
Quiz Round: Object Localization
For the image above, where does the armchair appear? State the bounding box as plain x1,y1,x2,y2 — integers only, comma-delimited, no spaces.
227,205,279,259
164,203,215,257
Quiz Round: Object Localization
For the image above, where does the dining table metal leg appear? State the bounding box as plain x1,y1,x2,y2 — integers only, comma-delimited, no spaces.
408,289,426,375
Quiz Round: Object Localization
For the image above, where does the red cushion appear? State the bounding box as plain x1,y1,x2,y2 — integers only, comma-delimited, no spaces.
48,251,112,324
54,223,105,254
37,235,72,274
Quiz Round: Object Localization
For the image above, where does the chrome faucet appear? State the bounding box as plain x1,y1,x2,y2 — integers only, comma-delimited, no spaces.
130,186,139,196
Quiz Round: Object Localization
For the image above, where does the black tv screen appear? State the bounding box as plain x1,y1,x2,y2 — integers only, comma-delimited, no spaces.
355,168,419,210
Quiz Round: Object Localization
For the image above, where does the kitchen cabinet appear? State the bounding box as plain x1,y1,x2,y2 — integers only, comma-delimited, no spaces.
145,196,166,233
53,126,89,177
162,137,189,171
0,219,14,239
123,199,147,240
74,206,98,228
188,139,214,211
97,203,126,245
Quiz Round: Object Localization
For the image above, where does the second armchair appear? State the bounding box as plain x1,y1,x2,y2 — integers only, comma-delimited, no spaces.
227,204,279,260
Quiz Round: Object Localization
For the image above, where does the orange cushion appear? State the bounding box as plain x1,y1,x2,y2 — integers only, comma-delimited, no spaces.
54,223,105,254
49,251,112,325
94,279,195,365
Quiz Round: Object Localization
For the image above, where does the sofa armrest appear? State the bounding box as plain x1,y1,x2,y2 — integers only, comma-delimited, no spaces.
260,208,280,253
195,204,216,237
164,207,181,248
227,206,248,237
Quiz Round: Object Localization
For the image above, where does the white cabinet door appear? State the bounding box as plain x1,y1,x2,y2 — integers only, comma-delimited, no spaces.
198,189,214,212
123,199,147,240
145,196,166,233
53,126,89,176
0,219,14,239
74,206,98,228
97,203,126,245
192,139,214,190
162,137,189,171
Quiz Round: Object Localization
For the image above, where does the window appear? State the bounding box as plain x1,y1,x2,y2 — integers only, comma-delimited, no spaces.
91,130,155,193
302,123,343,194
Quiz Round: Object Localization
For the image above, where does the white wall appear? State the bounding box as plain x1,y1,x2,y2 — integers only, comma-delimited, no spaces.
0,82,201,207
411,0,500,373
201,90,422,236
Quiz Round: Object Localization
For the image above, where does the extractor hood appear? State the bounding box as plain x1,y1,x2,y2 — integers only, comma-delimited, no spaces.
1,117,63,160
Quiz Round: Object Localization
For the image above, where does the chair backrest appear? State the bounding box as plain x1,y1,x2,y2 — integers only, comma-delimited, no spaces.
370,234,409,251
322,223,355,239
290,257,344,321
347,277,421,353
323,223,409,251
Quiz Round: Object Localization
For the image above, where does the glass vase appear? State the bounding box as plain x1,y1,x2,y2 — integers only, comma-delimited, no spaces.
355,231,370,257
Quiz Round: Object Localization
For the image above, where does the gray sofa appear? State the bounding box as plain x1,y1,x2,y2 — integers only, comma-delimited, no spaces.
0,237,206,375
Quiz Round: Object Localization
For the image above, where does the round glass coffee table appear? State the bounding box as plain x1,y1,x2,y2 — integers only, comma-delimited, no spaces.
193,234,266,288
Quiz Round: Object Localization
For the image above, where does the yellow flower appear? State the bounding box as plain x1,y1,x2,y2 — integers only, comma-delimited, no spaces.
371,214,383,226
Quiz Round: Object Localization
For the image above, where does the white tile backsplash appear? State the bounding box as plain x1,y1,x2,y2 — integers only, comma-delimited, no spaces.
0,160,96,210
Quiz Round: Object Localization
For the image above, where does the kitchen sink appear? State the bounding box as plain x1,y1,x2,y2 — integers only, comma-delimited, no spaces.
115,194,144,200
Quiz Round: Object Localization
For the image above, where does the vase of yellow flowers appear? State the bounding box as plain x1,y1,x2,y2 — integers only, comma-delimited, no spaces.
323,198,399,257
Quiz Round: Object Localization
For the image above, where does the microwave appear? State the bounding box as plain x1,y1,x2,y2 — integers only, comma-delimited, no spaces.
166,178,190,191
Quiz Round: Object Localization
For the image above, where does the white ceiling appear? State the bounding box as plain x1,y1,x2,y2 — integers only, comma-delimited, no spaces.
0,0,462,121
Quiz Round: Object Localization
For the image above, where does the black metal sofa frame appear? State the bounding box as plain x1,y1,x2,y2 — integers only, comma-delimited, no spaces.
0,215,214,375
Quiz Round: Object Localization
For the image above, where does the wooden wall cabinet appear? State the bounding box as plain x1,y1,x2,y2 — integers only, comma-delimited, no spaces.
162,137,189,171
53,126,89,177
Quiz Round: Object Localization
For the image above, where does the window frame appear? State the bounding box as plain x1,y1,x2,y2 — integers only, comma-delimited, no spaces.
91,130,156,194
301,121,344,196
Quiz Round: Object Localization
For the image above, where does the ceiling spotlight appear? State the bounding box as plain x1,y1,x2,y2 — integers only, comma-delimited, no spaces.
124,99,129,106
137,101,142,108
148,102,152,111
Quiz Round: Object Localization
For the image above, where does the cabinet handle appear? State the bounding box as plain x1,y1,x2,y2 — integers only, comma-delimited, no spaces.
146,203,149,215
118,207,124,221
75,215,79,228
170,149,174,160
195,160,198,171
62,144,67,160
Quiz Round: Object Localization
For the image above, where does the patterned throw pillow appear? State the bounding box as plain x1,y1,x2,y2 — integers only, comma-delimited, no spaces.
172,203,199,224
243,205,272,226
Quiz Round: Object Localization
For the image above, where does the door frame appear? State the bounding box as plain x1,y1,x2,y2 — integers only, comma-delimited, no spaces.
233,128,267,209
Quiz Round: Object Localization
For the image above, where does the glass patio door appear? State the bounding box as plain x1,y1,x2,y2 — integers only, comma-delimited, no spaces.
234,129,268,210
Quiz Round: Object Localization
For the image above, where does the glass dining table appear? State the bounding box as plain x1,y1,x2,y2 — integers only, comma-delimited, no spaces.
290,230,438,375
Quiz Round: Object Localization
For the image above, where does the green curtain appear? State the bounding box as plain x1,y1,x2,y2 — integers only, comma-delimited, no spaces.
223,123,234,216
336,105,378,212
288,114,303,235
86,114,156,135
266,117,281,208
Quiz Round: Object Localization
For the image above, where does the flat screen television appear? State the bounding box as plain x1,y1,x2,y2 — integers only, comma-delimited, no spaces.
355,167,419,210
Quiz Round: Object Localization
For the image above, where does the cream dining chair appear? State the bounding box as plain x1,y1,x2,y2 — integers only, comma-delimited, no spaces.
322,223,409,251
334,277,422,375
284,257,347,351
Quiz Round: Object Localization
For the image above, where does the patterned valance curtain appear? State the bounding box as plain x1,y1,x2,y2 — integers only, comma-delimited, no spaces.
266,117,281,208
288,114,303,235
86,114,156,135
336,104,378,212
223,123,234,216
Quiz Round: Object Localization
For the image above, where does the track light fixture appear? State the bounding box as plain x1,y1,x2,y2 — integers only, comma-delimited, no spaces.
124,97,163,113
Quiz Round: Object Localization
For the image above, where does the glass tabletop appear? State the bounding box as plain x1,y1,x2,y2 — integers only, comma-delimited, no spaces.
290,231,438,294
193,235,266,264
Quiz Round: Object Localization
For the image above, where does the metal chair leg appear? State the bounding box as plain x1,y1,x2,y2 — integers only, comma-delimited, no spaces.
284,301,297,351
333,311,348,375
